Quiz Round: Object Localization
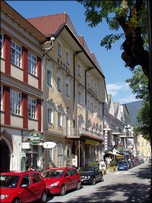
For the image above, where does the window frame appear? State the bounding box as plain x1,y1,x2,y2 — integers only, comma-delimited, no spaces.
0,85,3,111
10,89,22,115
28,96,37,119
28,52,37,76
57,143,63,167
57,75,62,92
57,42,62,58
10,40,22,68
66,49,70,66
0,33,4,58
48,107,54,124
77,63,82,77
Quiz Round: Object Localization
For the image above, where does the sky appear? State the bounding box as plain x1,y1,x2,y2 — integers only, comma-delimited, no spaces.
6,0,139,104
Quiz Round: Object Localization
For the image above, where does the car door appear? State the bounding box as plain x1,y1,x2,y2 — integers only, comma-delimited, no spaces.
30,173,44,200
95,167,101,182
70,169,77,189
19,174,34,203
64,169,73,191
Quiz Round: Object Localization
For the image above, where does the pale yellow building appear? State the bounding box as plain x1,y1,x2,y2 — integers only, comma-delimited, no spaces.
136,134,151,159
28,13,106,169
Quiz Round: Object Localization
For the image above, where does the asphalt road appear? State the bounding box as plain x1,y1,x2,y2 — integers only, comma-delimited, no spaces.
47,161,151,203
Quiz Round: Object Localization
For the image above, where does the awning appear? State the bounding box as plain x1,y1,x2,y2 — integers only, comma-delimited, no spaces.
80,133,104,142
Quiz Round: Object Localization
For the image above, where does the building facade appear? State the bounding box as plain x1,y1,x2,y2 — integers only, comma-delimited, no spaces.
0,1,47,172
28,13,106,169
1,2,138,172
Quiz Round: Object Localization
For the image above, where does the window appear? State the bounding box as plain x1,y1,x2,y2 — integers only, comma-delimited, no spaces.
58,42,62,58
57,144,63,167
0,33,4,58
78,63,82,77
28,52,37,76
66,145,71,166
87,73,90,86
58,112,62,127
48,108,53,124
10,89,22,115
28,96,37,119
66,116,70,136
11,41,22,67
0,85,3,111
91,101,94,113
66,50,70,65
78,91,82,105
57,76,62,92
78,116,83,132
95,82,98,94
66,81,70,97
91,78,94,90
87,98,90,111
47,70,52,87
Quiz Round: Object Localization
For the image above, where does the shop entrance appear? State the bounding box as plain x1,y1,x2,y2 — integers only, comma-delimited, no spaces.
0,139,10,172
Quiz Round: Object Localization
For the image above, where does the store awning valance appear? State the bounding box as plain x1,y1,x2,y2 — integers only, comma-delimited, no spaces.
80,133,104,142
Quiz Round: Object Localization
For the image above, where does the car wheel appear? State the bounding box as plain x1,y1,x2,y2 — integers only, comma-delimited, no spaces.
92,178,96,185
76,181,81,190
60,184,66,196
40,191,47,203
12,198,20,203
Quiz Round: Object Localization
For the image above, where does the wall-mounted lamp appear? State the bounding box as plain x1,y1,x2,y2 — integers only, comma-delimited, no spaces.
43,36,55,57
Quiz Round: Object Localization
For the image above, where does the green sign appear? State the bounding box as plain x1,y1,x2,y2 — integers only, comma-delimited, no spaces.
30,132,41,145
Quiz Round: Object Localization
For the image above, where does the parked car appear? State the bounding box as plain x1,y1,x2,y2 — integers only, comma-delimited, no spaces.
0,171,48,203
41,167,81,196
128,160,133,168
79,165,104,185
117,160,129,171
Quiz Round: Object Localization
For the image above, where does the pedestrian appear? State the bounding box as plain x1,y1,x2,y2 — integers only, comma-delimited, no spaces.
28,165,34,171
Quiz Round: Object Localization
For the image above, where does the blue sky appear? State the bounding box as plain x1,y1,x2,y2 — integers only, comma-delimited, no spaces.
7,1,139,104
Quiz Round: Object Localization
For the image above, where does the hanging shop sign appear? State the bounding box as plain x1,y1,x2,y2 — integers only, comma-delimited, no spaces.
85,139,98,145
43,141,56,149
22,142,30,149
30,132,42,145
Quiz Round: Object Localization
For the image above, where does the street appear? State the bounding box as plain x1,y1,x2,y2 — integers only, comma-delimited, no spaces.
47,161,151,203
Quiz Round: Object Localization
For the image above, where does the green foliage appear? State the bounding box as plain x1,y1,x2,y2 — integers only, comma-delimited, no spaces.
109,160,117,167
77,0,148,50
125,67,150,142
88,161,98,166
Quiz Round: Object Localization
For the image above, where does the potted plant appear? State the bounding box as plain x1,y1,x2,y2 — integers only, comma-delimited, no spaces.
109,160,117,172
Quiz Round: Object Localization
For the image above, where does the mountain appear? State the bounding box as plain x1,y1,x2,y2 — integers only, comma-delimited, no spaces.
126,100,143,126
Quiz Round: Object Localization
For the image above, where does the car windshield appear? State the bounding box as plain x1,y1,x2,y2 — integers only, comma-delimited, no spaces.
0,175,20,188
42,169,64,178
79,166,94,172
118,161,127,164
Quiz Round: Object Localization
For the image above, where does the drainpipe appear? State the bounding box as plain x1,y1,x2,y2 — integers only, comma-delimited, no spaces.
84,67,94,130
73,51,82,135
73,51,81,168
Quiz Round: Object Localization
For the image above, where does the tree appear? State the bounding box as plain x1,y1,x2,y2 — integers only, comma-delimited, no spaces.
77,0,149,78
126,67,150,142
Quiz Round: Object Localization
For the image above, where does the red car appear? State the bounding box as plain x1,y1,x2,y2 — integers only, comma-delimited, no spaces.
0,171,48,203
41,167,81,196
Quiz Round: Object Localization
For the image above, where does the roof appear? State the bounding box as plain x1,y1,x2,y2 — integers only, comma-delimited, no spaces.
27,12,78,38
28,13,104,75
